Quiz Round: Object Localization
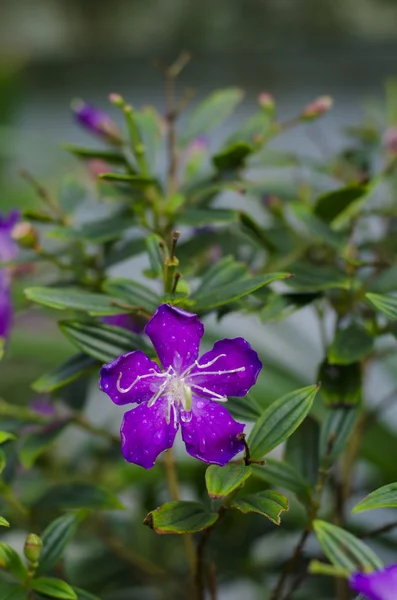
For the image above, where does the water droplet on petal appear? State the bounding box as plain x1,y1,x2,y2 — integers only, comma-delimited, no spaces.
196,400,205,410
199,437,207,453
237,369,246,379
153,430,166,446
180,410,192,423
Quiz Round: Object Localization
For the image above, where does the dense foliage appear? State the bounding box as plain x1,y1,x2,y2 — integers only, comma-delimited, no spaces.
1,59,397,600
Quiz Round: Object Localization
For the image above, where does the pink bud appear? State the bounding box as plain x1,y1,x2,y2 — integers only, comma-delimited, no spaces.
258,92,275,111
384,127,397,155
301,96,333,119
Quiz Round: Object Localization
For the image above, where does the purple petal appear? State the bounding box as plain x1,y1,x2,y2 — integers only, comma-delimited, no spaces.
121,397,178,469
145,304,204,373
349,565,397,600
71,99,120,141
181,396,245,465
0,210,19,263
187,338,262,399
0,272,13,340
101,313,147,334
100,351,164,406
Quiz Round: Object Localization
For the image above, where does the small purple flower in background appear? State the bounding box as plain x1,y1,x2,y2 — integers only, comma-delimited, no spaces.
349,564,397,600
0,210,20,342
102,313,147,335
100,304,262,469
71,99,121,143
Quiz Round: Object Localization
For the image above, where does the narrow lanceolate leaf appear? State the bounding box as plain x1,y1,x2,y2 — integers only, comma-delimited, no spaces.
177,208,239,227
248,385,319,460
59,321,152,363
328,324,373,365
102,278,161,312
193,273,291,312
319,407,359,462
73,588,102,600
0,543,28,581
25,287,122,316
62,144,127,165
0,516,10,527
145,234,165,279
195,256,248,294
19,420,71,469
285,263,350,291
251,460,311,505
32,354,98,393
0,431,16,444
352,483,397,514
205,464,252,499
144,501,218,534
227,393,262,422
180,87,244,146
231,491,289,525
313,520,383,573
36,511,87,575
31,577,77,600
314,185,368,225
32,484,124,510
98,173,157,189
0,582,28,600
308,560,350,578
366,293,397,320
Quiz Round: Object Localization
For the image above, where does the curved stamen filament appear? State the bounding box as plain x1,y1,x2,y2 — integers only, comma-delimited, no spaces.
187,366,245,379
179,353,227,379
116,369,168,394
190,383,228,402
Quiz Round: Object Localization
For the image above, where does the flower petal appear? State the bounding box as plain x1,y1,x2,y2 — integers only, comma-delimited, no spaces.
121,398,178,469
349,565,397,600
100,351,164,406
187,338,262,399
145,304,204,373
181,396,245,465
0,273,13,341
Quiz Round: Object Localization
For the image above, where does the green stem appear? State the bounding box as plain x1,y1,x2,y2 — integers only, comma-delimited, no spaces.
123,105,149,176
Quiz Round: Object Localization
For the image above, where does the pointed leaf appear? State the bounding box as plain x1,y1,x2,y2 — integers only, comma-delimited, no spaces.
352,483,397,514
0,516,10,527
32,484,123,510
181,88,244,146
231,490,289,525
314,185,368,224
194,256,248,295
227,393,262,422
366,293,397,320
286,264,350,291
73,588,102,600
212,141,253,171
0,543,28,581
285,416,320,487
62,145,127,165
25,287,122,316
31,577,77,600
0,432,16,444
318,360,361,407
32,354,98,393
251,460,311,505
101,278,161,312
36,511,87,576
205,464,252,499
144,501,218,534
319,407,359,462
328,324,373,365
313,520,383,572
177,208,239,227
248,385,319,459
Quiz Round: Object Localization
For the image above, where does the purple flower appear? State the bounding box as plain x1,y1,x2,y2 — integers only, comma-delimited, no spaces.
350,565,397,600
0,271,13,341
71,99,121,143
0,209,19,265
0,210,20,341
100,304,262,469
101,313,147,334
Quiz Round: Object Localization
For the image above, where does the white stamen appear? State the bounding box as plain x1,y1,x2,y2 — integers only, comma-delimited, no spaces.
116,369,167,394
190,383,228,402
187,366,245,379
194,354,227,370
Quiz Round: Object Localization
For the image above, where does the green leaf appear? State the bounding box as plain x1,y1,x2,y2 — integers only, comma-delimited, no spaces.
145,234,165,279
227,111,273,145
0,542,28,581
193,273,291,311
0,516,10,527
25,287,122,316
227,393,262,422
98,173,156,189
366,292,397,320
328,324,373,365
352,483,397,514
248,385,319,459
0,431,16,444
50,214,136,244
134,106,162,167
62,145,127,165
31,577,77,600
73,588,101,600
19,420,71,469
0,449,6,474
102,278,161,312
195,256,248,294
36,511,87,576
239,212,277,252
314,185,368,224
205,464,252,499
59,320,151,363
0,583,28,600
231,490,289,525
313,520,383,572
32,354,98,393
285,416,320,487
319,407,359,462
144,501,218,534
212,141,253,171
32,484,123,510
308,560,350,578
318,360,361,407
104,237,146,268
251,460,311,505
286,263,350,291
176,208,239,227
180,88,244,146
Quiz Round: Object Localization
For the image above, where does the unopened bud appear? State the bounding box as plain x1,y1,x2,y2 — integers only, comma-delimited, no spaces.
108,93,125,107
301,96,333,119
384,127,397,155
11,222,38,249
71,99,121,143
258,92,275,113
24,533,43,563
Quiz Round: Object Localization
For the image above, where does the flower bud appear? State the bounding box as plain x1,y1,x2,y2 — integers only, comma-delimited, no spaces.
11,222,39,249
71,99,121,143
258,92,275,113
24,533,43,563
301,95,333,119
108,93,125,108
384,127,397,155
